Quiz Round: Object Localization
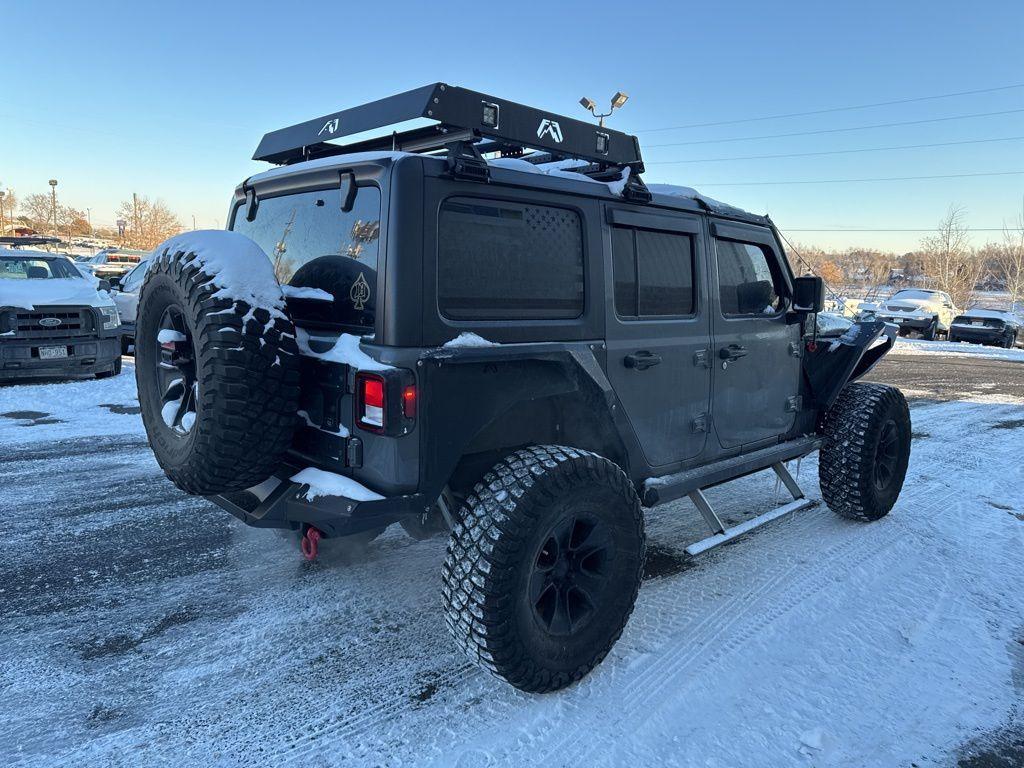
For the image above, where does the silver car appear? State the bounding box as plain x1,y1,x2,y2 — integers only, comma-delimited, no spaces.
110,259,150,353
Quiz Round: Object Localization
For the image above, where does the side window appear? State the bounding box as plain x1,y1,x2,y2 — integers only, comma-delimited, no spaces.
611,227,695,319
716,240,785,316
438,198,584,320
123,263,146,290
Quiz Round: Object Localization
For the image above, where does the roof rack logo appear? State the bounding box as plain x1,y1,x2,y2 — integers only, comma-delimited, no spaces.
537,118,563,143
318,118,340,137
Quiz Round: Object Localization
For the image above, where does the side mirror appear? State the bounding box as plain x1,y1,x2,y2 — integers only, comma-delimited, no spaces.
98,279,113,292
792,275,825,314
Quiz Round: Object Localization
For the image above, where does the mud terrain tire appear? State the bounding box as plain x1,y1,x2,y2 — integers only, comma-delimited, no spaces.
442,445,645,693
819,383,911,522
136,245,300,495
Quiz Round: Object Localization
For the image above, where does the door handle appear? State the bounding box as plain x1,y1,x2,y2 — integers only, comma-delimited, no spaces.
719,344,748,362
624,350,662,370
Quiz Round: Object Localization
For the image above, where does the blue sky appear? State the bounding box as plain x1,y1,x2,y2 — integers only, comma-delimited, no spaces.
2,0,1022,251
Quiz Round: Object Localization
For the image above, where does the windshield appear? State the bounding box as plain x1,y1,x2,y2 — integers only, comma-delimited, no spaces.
891,290,939,301
0,257,81,280
231,184,382,330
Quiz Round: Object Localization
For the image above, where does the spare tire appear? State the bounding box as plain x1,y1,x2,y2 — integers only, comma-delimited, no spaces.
136,232,301,495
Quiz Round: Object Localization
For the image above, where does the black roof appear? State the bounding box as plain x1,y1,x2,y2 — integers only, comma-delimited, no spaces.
253,83,644,171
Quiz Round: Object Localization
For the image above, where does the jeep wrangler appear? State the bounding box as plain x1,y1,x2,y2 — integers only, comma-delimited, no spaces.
134,84,911,693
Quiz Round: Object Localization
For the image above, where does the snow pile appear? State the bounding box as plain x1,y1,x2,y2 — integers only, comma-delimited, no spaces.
294,328,392,371
646,183,754,216
156,329,186,344
151,231,287,320
291,467,384,502
488,157,632,196
814,312,854,337
0,278,107,311
442,332,498,349
892,337,1024,361
282,285,334,302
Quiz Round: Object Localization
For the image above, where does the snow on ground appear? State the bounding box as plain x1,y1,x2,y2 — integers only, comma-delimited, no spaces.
892,337,1024,361
1,363,1022,767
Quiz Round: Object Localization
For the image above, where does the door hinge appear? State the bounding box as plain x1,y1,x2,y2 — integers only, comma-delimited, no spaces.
693,349,711,368
788,341,803,358
785,395,803,412
691,414,709,433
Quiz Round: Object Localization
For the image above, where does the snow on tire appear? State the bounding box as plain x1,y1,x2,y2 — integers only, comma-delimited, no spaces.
819,382,911,522
441,445,645,693
136,231,300,496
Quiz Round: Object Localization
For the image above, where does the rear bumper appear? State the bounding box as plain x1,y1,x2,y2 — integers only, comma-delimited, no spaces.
948,327,1006,344
876,313,933,331
210,476,426,537
0,334,121,379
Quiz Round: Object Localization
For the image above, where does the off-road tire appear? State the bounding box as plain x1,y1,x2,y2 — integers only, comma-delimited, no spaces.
819,383,911,522
96,358,122,379
442,445,645,693
136,249,300,495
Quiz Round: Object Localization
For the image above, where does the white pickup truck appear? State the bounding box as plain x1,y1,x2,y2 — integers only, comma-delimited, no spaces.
0,248,123,380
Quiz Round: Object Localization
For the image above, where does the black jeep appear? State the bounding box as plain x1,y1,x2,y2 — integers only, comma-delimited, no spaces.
134,84,910,693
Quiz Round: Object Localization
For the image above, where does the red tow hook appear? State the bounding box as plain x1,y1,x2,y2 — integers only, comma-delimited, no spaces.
300,527,323,561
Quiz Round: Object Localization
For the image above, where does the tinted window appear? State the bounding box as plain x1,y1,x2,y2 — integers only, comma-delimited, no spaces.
438,198,584,320
612,227,695,318
232,185,381,329
716,240,784,316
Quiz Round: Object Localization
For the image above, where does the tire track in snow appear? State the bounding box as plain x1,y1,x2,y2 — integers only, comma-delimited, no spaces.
272,489,832,766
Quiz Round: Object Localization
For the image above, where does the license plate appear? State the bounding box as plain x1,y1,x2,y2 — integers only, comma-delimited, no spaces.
38,346,68,360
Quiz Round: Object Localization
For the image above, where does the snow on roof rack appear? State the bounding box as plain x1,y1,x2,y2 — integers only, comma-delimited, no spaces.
252,83,646,175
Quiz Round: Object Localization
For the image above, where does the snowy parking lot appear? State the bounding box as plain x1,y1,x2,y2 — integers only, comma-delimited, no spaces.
1,348,1022,767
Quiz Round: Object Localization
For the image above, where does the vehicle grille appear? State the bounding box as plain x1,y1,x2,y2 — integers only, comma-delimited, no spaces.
4,307,95,338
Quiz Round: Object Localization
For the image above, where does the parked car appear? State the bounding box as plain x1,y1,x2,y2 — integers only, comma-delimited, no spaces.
874,288,959,339
0,248,122,380
109,259,150,353
948,308,1021,348
81,248,148,281
132,84,910,693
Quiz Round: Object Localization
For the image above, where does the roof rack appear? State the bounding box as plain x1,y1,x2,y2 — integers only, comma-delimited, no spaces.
252,84,649,198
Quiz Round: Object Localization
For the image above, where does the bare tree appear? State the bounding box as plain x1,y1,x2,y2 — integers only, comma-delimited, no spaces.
994,199,1024,312
22,192,56,232
115,194,183,249
918,205,980,308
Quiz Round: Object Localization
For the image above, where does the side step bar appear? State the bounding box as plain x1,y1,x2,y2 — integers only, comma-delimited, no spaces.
642,436,820,508
684,462,817,556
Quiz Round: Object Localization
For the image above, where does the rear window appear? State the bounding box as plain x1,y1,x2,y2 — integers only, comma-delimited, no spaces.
437,198,584,320
232,185,382,330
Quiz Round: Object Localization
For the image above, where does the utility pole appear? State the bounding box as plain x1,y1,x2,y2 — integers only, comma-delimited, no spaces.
132,192,139,247
48,179,58,237
0,191,5,235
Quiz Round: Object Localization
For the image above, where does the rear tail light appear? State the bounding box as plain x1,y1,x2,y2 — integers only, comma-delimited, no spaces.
356,373,386,431
354,370,417,435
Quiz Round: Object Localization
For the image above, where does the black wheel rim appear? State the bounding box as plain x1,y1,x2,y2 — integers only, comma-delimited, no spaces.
873,418,900,491
529,514,612,636
155,305,198,436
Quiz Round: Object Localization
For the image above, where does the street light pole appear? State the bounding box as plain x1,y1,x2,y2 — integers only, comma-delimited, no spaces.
86,207,92,235
48,179,58,237
0,191,5,235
